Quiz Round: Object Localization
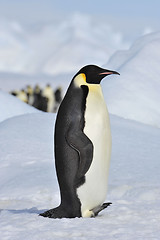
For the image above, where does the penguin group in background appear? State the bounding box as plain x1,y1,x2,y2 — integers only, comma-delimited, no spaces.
40,65,120,219
10,84,62,113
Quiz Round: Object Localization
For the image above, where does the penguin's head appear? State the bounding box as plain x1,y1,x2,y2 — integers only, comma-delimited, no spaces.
74,65,120,85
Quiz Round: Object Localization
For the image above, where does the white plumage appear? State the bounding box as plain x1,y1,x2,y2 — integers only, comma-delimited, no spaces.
74,74,112,217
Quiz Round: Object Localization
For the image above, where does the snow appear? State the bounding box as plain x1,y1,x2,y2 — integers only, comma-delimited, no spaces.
0,90,38,122
103,31,160,127
0,14,129,76
0,71,71,94
0,13,160,240
1,21,160,127
0,111,160,239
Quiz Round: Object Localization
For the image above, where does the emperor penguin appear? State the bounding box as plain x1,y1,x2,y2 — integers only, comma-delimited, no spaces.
32,85,42,110
54,87,62,112
42,84,55,112
40,65,119,218
17,89,28,103
26,85,34,105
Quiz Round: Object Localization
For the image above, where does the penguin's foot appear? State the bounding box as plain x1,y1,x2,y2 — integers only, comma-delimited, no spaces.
39,206,81,219
91,202,112,217
39,208,56,218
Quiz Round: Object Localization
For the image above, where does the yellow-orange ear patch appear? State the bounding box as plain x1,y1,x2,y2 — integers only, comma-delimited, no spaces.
74,73,102,94
74,73,86,87
81,73,86,82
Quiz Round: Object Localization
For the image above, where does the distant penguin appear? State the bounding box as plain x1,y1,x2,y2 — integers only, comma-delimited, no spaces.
17,89,28,103
54,87,62,103
10,90,19,97
42,84,55,112
26,85,34,105
40,96,48,112
54,87,62,112
40,65,119,218
32,85,42,110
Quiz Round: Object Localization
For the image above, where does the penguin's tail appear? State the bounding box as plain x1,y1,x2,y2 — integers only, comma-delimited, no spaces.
91,202,112,216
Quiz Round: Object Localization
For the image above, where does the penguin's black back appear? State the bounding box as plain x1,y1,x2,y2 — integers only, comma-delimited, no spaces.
54,81,90,215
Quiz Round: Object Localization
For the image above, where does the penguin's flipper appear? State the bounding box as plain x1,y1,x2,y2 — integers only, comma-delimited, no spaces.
91,202,112,217
66,127,93,178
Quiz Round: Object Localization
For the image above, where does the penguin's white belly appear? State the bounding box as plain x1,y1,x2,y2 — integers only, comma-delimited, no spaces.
77,85,111,217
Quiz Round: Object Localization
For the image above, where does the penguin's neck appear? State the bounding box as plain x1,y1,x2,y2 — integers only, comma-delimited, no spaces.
74,73,103,97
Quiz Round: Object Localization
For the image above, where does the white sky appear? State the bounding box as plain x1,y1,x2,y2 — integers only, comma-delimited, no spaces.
0,0,160,23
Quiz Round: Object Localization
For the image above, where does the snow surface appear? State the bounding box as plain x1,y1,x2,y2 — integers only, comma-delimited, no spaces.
0,110,160,240
0,90,38,122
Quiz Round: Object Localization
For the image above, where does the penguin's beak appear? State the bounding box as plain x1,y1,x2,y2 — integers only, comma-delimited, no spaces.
99,70,120,76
